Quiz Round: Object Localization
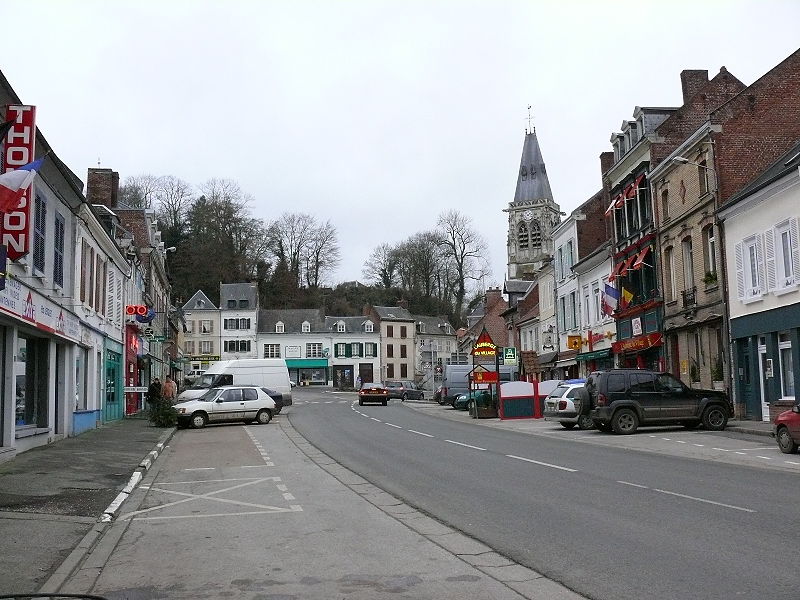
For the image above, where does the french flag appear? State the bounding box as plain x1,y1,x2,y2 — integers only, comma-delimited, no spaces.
603,284,620,316
0,157,45,214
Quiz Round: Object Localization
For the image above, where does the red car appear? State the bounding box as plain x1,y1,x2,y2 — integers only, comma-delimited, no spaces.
774,402,800,454
358,382,388,406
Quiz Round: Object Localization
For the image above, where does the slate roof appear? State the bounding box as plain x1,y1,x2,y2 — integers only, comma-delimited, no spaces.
220,283,259,310
372,305,415,321
725,139,800,206
412,315,456,336
324,316,376,333
182,290,217,310
258,309,325,334
504,279,534,294
512,130,554,204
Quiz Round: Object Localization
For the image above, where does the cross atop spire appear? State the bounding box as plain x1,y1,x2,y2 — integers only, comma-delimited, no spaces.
526,105,534,134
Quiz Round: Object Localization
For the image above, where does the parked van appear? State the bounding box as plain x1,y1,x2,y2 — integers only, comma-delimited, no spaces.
177,359,292,407
441,364,519,405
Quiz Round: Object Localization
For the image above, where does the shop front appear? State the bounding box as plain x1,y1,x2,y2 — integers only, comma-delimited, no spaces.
124,324,145,415
286,359,329,385
103,338,124,422
555,349,579,380
577,348,614,375
612,332,663,371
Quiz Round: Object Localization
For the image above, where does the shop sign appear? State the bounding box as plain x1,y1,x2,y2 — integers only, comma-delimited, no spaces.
471,328,497,357
577,349,612,361
471,370,498,384
567,335,582,350
632,317,643,336
285,345,301,358
502,347,518,366
190,355,220,362
612,332,662,353
1,105,36,260
0,275,80,341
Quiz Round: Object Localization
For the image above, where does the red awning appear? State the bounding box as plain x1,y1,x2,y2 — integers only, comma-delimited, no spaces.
631,246,651,270
620,254,637,274
614,192,625,208
608,260,626,282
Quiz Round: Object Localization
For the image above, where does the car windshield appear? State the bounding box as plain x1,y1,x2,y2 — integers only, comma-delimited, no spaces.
548,385,570,398
198,389,220,402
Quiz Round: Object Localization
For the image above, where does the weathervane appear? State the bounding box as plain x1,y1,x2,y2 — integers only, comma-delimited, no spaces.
526,105,534,134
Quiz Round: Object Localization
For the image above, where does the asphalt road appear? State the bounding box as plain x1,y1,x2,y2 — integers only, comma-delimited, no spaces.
289,389,800,600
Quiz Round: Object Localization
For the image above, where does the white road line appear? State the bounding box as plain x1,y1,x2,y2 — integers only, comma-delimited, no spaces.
618,480,649,489
661,438,672,441
693,444,705,447
386,423,403,429
676,440,687,444
730,447,775,451
183,467,215,471
370,417,382,422
325,401,334,404
408,429,434,438
240,465,271,469
276,484,288,492
786,461,800,465
712,448,727,451
735,451,746,455
506,454,577,472
756,456,773,460
445,440,486,451
282,493,296,501
360,413,370,418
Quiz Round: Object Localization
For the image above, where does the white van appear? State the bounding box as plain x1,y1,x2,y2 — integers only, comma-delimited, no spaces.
178,359,292,407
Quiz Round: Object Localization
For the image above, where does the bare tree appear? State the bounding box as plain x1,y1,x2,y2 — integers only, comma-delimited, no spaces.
156,176,194,230
362,243,398,288
265,213,316,286
119,174,163,208
303,219,341,288
437,209,490,323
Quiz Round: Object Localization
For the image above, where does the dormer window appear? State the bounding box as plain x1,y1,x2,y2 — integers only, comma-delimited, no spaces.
364,321,374,333
275,321,285,333
417,322,426,334
302,321,310,333
239,299,249,309
227,300,236,309
337,320,345,333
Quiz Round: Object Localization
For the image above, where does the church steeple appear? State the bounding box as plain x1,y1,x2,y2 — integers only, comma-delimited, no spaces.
505,124,561,280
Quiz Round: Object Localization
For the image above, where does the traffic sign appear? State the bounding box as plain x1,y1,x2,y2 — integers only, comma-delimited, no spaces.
503,347,518,366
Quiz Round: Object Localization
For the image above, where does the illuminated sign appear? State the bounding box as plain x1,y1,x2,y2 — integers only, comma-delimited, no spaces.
471,328,497,357
612,332,662,353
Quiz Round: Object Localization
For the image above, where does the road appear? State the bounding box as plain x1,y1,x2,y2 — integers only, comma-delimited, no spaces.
290,389,800,600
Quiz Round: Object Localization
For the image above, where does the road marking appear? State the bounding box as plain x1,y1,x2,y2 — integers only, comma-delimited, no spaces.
325,401,334,404
730,447,775,451
276,484,288,492
183,467,215,471
734,451,746,455
756,456,772,460
386,423,402,428
360,413,370,418
712,448,727,451
618,480,754,512
506,455,577,472
786,461,800,465
370,417,382,422
445,440,486,451
240,465,272,469
408,429,434,438
676,440,687,444
282,493,296,501
661,438,672,441
693,444,705,447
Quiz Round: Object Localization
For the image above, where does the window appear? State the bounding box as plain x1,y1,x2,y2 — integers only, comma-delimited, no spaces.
661,189,669,220
518,222,529,249
53,213,65,287
365,343,376,357
583,286,591,327
185,340,195,354
225,340,251,353
224,319,237,330
201,320,213,334
263,344,281,358
337,321,345,333
566,240,574,271
400,326,407,338
592,282,601,323
779,332,794,398
530,220,541,251
387,344,394,358
243,388,258,401
682,237,694,289
400,344,407,358
387,325,394,337
568,291,577,330
630,372,655,392
239,299,249,308
417,321,426,334
365,321,374,333
306,343,322,358
275,321,285,333
664,247,675,301
220,388,242,403
400,364,408,378
239,318,250,330
227,300,236,308
702,226,717,278
33,194,46,273
302,321,311,333
607,374,626,393
698,160,709,196
387,364,395,379
770,219,799,290
200,340,213,354
186,320,194,334
335,343,346,357
736,236,764,301
351,343,361,356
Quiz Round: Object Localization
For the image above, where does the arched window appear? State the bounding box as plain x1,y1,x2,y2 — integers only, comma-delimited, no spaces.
530,220,542,251
517,222,529,249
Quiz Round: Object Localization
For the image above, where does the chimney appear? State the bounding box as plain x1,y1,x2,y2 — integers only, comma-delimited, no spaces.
599,151,614,176
680,70,709,104
397,299,409,310
86,168,119,209
485,287,503,308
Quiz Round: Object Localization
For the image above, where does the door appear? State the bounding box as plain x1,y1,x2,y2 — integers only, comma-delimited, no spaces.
359,363,374,385
241,387,261,421
629,372,661,420
757,340,770,422
655,373,696,418
212,388,245,422
737,339,756,418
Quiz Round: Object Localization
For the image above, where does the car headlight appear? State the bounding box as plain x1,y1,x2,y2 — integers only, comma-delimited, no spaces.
177,408,186,414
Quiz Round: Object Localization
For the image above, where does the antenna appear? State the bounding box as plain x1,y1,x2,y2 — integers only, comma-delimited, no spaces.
97,157,101,166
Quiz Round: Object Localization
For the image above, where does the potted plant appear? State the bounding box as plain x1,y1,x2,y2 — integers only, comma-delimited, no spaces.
711,358,724,390
703,271,718,286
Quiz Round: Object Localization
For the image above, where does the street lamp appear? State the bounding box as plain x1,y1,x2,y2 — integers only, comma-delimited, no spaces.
672,156,711,168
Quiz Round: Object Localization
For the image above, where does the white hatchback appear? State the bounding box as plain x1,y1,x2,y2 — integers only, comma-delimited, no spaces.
175,386,276,429
542,380,592,430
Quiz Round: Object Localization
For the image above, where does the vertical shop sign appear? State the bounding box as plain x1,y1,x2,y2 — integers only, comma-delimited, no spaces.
1,105,37,260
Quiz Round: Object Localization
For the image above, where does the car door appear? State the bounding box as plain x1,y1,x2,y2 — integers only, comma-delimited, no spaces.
242,387,261,420
215,388,245,422
629,372,660,421
655,373,695,418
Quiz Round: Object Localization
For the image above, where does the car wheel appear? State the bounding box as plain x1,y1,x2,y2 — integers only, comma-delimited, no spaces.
402,393,408,402
596,422,613,433
578,414,595,430
382,400,387,406
612,408,638,435
702,405,728,431
256,409,272,425
776,426,798,454
681,420,701,429
560,422,576,429
190,412,208,429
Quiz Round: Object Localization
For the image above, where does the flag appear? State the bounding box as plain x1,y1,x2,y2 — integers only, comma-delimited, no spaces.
0,157,45,214
620,287,634,310
603,284,619,315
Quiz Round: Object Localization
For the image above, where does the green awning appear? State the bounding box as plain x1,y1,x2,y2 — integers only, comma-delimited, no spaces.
286,359,328,368
576,349,611,361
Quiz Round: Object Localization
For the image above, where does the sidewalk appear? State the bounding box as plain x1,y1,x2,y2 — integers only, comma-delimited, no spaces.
0,416,173,593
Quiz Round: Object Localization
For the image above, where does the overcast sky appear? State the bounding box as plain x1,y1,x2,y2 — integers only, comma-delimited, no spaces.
1,1,798,291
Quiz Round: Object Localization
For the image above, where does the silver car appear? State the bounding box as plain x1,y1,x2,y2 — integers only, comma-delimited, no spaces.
175,386,276,429
543,381,592,430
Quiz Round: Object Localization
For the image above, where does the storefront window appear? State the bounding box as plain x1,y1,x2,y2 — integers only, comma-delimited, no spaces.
106,350,121,405
15,336,48,428
779,332,794,398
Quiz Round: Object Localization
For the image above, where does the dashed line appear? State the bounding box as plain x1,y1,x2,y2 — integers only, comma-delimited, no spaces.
676,440,687,444
240,465,271,469
408,430,434,438
661,438,672,441
183,467,215,471
786,461,800,465
386,423,403,429
370,417,382,422
756,456,772,460
276,484,288,492
693,444,705,447
506,455,577,472
618,480,649,489
445,440,486,451
282,493,296,501
734,451,746,455
619,481,755,513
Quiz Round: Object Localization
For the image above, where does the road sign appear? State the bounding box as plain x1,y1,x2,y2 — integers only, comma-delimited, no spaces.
503,347,518,366
144,327,154,339
152,336,166,342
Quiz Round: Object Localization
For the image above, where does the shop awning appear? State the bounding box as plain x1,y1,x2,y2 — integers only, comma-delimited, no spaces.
577,349,611,361
535,351,558,366
285,359,328,369
631,246,651,270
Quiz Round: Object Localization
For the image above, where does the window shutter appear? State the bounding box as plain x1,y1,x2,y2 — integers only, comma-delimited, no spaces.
755,234,765,295
209,320,214,333
790,218,800,283
345,344,352,358
735,241,745,300
107,270,115,318
764,228,776,291
358,343,364,357
116,273,122,324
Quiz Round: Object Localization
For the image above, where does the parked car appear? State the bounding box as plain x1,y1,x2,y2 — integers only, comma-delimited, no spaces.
586,369,731,435
175,386,276,429
773,401,800,453
359,382,389,406
453,388,493,411
385,380,424,401
262,387,292,414
542,379,592,430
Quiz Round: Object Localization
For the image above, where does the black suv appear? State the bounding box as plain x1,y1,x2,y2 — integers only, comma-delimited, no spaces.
586,369,731,434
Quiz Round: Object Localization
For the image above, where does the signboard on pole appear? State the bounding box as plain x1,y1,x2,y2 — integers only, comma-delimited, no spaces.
471,327,497,358
1,105,37,261
502,346,518,366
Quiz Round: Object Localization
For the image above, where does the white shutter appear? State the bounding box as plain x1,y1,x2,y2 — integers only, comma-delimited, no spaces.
735,242,745,300
790,217,800,283
764,228,776,291
755,234,765,296
116,275,123,324
106,270,115,319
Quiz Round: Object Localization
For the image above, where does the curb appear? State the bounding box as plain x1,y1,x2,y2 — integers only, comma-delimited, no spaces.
39,426,176,594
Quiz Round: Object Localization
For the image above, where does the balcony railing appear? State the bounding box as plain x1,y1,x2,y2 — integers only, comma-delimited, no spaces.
682,286,697,308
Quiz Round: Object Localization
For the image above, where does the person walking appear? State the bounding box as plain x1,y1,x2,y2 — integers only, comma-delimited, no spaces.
146,377,162,421
163,376,177,405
